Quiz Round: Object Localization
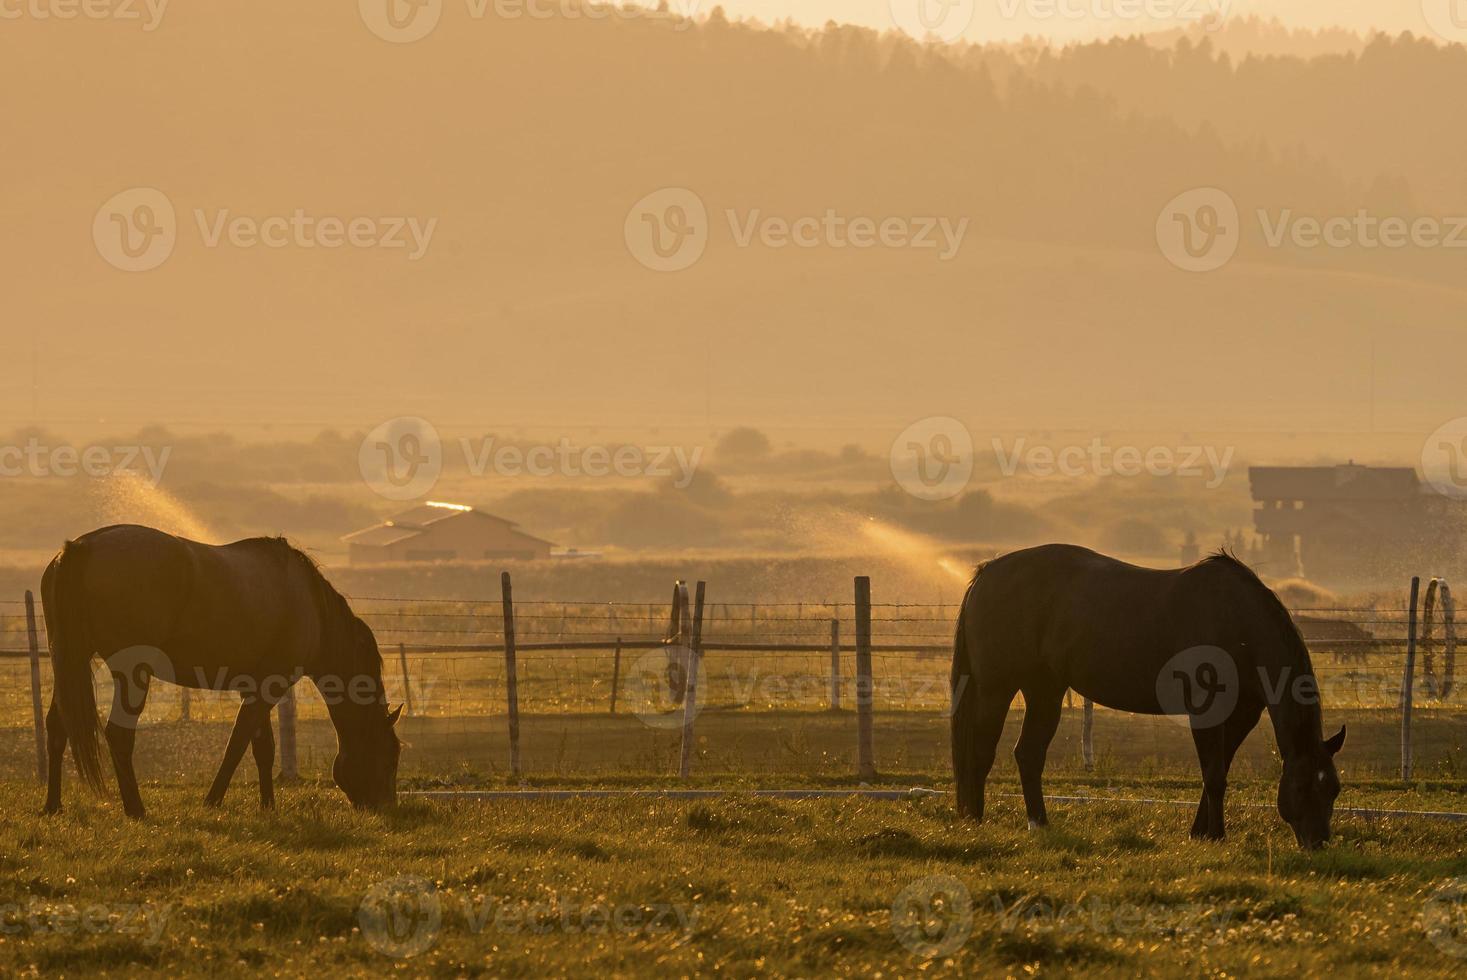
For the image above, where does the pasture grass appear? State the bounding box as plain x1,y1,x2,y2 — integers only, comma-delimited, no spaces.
4,703,1463,785
1,774,1465,977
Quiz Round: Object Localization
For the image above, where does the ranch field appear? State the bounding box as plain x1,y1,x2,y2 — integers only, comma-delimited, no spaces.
2,773,1465,977
2,593,1462,975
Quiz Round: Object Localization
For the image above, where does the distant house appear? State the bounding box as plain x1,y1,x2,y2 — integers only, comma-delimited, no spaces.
1250,464,1458,585
343,502,555,565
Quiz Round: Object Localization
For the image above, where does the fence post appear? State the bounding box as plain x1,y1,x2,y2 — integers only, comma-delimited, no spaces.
668,581,684,642
502,571,522,778
278,681,298,781
854,576,876,780
1443,583,1456,700
678,582,706,779
667,581,689,704
397,642,414,716
1082,697,1094,771
609,637,622,714
25,591,45,783
828,618,841,710
1401,576,1420,782
179,685,190,721
1422,579,1440,699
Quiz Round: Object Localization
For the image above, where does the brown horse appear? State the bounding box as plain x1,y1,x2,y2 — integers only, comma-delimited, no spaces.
41,524,401,818
952,544,1346,849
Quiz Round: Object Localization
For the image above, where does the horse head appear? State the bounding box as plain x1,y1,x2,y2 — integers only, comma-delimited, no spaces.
328,616,402,809
1277,724,1346,850
332,701,402,809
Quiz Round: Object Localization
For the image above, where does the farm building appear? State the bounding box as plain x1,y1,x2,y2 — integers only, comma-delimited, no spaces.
342,502,555,565
1249,463,1463,585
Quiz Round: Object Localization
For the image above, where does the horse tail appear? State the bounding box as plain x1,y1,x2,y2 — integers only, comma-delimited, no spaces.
47,539,105,793
951,567,983,819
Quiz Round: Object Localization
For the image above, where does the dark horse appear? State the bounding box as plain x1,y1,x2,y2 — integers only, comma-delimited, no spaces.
41,524,402,818
952,544,1346,849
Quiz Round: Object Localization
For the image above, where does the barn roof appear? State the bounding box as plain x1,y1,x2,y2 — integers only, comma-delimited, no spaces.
341,502,555,549
340,524,421,547
1249,465,1423,501
386,501,514,529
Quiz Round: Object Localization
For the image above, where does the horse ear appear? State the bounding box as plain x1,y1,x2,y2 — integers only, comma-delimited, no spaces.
388,704,403,726
1324,723,1346,756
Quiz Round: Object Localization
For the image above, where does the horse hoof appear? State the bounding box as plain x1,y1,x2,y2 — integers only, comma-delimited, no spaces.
203,796,224,809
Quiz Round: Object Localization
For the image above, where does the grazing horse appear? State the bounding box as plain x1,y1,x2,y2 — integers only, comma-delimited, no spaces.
951,544,1346,850
41,524,402,818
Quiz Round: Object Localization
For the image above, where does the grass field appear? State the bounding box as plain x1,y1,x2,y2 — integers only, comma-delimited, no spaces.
2,773,1466,977
2,596,1462,975
4,701,1463,787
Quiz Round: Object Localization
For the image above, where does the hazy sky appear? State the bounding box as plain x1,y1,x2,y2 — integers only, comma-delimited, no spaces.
710,0,1444,42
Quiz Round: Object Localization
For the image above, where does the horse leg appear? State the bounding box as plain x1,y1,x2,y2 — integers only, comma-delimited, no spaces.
205,698,271,807
251,713,277,810
1189,721,1228,840
1014,686,1065,828
43,695,67,814
105,670,150,820
1191,699,1264,840
955,686,1015,822
1189,787,1210,839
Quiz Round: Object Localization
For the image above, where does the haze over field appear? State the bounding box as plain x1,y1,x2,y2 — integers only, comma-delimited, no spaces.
2,1,1466,588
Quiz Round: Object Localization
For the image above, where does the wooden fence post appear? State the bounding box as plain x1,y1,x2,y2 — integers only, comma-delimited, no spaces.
398,642,414,716
1401,576,1420,782
678,582,706,779
667,581,689,704
1443,582,1456,700
179,685,190,721
828,618,841,710
1422,579,1440,699
25,591,45,783
854,576,876,780
1082,697,1094,771
278,681,298,781
502,571,522,778
609,637,622,714
668,581,684,643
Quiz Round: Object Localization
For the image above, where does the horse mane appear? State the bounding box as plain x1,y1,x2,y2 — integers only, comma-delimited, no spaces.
966,559,993,590
255,537,383,683
1195,548,1307,642
1197,548,1322,736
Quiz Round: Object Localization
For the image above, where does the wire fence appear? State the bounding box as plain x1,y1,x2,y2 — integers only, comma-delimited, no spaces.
0,580,1463,784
